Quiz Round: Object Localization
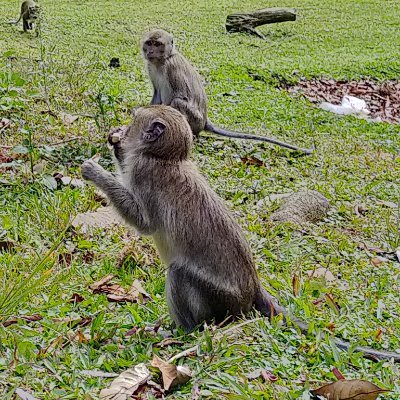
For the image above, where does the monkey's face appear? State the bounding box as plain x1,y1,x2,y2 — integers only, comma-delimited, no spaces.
126,106,192,161
28,5,40,19
142,30,174,62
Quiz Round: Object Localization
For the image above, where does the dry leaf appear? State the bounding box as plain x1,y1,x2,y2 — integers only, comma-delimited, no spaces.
371,256,389,267
260,370,278,382
60,112,79,125
292,274,300,297
89,274,115,291
0,118,11,130
0,238,16,253
3,314,43,327
310,379,389,400
72,207,124,233
354,203,368,216
151,355,192,391
99,364,151,400
61,176,85,188
89,275,149,303
332,367,346,380
15,388,38,400
307,267,336,283
70,293,85,303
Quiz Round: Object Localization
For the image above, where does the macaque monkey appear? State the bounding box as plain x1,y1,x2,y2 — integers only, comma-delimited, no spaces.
81,105,399,362
141,29,313,155
13,0,40,32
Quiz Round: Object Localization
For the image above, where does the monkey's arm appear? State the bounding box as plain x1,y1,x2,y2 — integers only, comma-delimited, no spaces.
81,160,152,234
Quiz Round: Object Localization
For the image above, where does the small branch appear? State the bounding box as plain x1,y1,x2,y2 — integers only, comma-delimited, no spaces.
50,136,84,146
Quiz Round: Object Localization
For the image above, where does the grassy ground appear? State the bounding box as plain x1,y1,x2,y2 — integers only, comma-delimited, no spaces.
1,0,400,398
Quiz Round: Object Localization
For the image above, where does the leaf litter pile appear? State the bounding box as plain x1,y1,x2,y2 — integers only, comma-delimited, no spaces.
288,78,400,123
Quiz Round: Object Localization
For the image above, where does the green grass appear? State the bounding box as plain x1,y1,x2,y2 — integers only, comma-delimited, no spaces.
1,0,400,398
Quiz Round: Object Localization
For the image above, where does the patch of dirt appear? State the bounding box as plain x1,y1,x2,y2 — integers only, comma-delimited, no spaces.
288,78,400,123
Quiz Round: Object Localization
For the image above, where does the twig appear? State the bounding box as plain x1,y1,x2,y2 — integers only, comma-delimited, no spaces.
0,145,12,149
167,317,263,363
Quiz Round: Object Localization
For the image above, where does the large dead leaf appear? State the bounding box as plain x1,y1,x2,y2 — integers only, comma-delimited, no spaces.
89,275,150,303
60,112,79,125
310,379,389,399
15,388,38,400
151,355,192,391
3,314,43,327
99,364,151,400
72,206,125,233
307,267,336,283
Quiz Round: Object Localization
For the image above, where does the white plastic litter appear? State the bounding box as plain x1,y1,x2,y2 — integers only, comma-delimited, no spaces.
320,95,370,116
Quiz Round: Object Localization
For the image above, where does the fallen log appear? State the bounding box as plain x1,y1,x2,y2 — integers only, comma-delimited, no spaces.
226,8,296,39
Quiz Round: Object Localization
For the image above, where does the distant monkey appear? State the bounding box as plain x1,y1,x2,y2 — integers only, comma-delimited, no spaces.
13,0,40,32
141,29,313,154
82,105,399,362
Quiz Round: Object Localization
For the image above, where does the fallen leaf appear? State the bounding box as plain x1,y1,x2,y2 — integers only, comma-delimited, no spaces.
3,314,43,327
61,176,85,188
89,274,115,291
72,207,124,233
70,293,85,303
354,203,368,216
332,367,346,380
371,256,389,267
41,175,58,190
151,355,192,391
0,238,16,253
260,370,278,382
292,274,300,297
310,379,389,400
240,155,264,167
60,112,79,125
89,275,149,303
99,364,151,400
307,267,336,283
0,118,11,130
15,388,38,400
153,338,184,348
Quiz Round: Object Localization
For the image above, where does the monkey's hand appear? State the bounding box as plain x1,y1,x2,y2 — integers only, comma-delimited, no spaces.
108,125,128,146
81,159,106,183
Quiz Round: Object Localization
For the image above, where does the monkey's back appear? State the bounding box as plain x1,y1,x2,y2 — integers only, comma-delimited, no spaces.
135,159,259,302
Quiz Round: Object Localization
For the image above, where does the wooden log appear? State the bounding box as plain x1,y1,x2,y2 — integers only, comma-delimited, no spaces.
226,8,296,39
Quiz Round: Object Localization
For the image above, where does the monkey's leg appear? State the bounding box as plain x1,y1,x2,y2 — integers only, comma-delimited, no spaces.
81,160,152,234
166,264,205,331
151,89,162,105
170,98,204,136
23,19,29,31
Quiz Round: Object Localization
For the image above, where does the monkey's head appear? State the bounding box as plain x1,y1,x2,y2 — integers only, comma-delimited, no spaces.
125,105,193,161
141,29,175,63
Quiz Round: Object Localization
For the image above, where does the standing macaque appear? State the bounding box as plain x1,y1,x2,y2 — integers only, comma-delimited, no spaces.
141,29,313,154
81,105,399,362
13,0,40,32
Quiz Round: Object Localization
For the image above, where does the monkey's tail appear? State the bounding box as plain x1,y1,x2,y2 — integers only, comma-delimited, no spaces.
204,120,314,155
256,287,400,362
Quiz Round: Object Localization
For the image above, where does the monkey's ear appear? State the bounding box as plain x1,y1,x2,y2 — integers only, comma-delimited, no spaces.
142,121,166,142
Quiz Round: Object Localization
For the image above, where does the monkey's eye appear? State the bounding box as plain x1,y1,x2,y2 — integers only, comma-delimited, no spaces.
154,42,162,47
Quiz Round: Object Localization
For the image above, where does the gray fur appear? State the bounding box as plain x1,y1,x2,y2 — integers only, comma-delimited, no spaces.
81,106,400,361
82,105,266,331
141,29,313,154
